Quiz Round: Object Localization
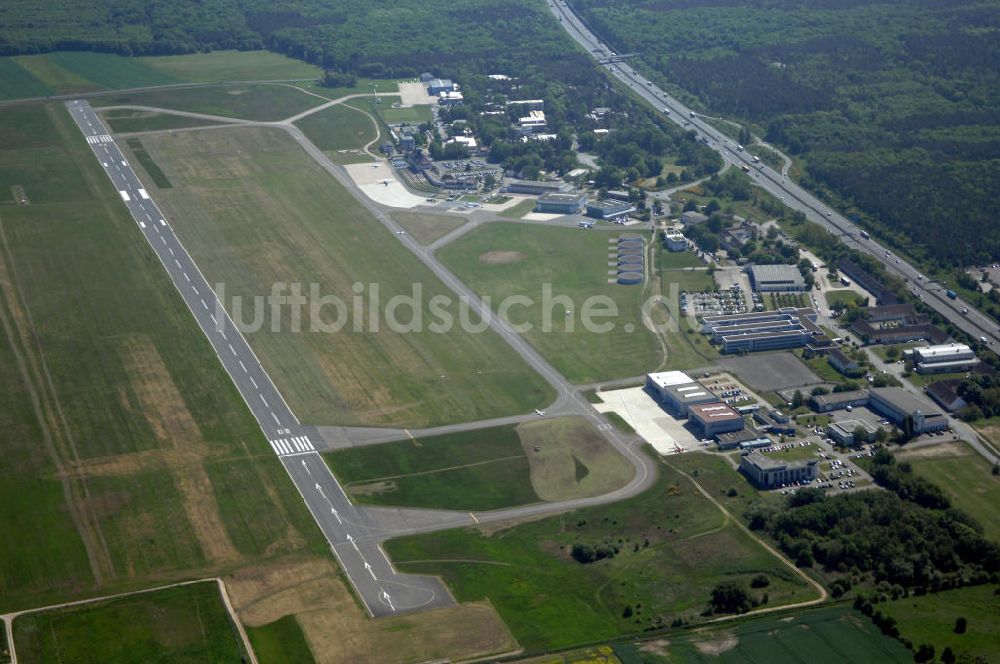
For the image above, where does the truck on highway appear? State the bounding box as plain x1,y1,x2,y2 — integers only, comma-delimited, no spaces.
946,289,958,299
859,230,870,240
740,164,750,173
752,155,761,163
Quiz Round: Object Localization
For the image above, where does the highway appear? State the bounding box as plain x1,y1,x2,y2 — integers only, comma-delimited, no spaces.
66,98,663,618
548,0,1000,349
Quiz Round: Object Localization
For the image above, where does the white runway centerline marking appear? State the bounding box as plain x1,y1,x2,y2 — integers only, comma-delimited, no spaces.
260,394,270,408
228,343,237,356
201,300,209,310
239,360,247,372
249,376,259,389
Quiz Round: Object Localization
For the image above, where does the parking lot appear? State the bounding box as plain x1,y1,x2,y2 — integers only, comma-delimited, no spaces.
716,351,823,392
681,286,747,317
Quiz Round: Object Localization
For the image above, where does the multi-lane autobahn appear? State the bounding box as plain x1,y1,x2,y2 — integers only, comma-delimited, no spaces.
548,0,1000,349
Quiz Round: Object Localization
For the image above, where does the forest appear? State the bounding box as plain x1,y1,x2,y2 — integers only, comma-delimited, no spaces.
569,0,1000,267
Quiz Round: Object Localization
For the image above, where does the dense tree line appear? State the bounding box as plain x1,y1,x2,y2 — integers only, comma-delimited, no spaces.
747,483,1000,590
956,373,1000,421
570,0,1000,267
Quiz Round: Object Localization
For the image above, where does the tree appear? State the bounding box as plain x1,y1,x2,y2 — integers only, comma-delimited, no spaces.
941,646,956,664
750,574,770,588
954,616,967,634
739,126,752,146
913,644,935,663
852,425,870,445
709,582,755,614
791,389,804,409
622,605,633,618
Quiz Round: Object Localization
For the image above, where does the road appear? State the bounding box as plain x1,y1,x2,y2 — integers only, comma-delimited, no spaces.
65,99,661,618
548,0,1000,350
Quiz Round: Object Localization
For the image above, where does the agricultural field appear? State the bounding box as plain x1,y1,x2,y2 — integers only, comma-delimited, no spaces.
12,582,245,663
138,126,552,427
3,52,176,97
231,556,516,664
295,103,378,158
897,442,1000,542
877,584,1000,664
92,84,322,122
325,417,632,510
439,223,663,383
390,211,466,246
386,458,818,652
661,267,715,294
611,604,911,663
99,109,224,134
0,103,325,611
0,58,52,100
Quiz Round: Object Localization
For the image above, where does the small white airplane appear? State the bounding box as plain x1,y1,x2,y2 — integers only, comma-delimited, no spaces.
534,409,546,417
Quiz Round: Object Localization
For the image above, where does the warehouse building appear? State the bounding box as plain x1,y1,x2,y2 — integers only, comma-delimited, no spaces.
502,179,569,196
645,371,694,401
747,264,807,292
534,192,588,215
428,78,457,95
688,403,745,438
868,387,948,434
740,452,818,489
716,429,772,451
659,382,719,416
907,343,980,375
587,200,635,220
811,390,870,413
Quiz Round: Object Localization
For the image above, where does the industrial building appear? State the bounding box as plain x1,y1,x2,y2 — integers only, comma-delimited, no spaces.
907,344,980,375
427,78,457,95
868,387,948,434
662,230,687,252
502,179,569,196
700,308,822,353
925,380,967,413
827,419,878,446
658,381,719,416
740,452,818,489
587,200,635,220
534,192,588,215
688,402,745,438
516,110,547,134
811,390,870,413
716,429,772,451
752,410,796,436
747,264,807,292
838,258,899,305
828,348,861,375
645,371,693,401
681,211,708,226
438,90,464,106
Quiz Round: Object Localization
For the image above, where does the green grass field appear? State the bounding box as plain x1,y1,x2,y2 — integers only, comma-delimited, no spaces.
379,104,433,124
138,126,551,427
125,138,172,189
12,582,244,663
899,442,1000,542
247,615,316,664
385,458,816,651
390,211,466,246
612,604,911,663
138,51,321,83
92,84,321,122
0,103,325,611
0,51,321,102
824,289,865,310
878,584,1000,664
100,109,224,134
797,350,848,384
325,417,631,509
662,267,716,294
295,103,377,155
658,250,704,269
497,199,536,218
326,425,537,510
439,222,662,383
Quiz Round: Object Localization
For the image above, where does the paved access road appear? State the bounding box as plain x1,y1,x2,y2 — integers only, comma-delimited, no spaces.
548,0,1000,350
66,99,661,618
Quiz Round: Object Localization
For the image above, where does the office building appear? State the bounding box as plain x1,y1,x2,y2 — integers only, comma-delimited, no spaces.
827,419,878,446
700,308,822,353
740,452,818,489
586,200,635,220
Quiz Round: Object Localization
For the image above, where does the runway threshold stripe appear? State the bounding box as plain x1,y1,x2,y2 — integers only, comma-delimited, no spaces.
270,440,282,455
292,437,304,451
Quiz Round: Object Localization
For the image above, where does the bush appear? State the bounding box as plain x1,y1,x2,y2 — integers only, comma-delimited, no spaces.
750,574,770,588
709,582,755,614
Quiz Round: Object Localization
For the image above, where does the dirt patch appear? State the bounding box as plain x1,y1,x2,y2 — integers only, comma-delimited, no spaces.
228,556,519,664
897,442,968,460
11,185,28,205
639,639,671,656
693,631,738,656
517,416,634,502
346,480,397,497
121,335,240,565
479,250,525,265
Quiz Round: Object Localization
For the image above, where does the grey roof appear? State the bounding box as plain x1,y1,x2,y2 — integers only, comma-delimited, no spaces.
869,387,940,416
812,390,869,408
748,264,806,288
663,382,717,404
744,451,816,471
537,192,587,203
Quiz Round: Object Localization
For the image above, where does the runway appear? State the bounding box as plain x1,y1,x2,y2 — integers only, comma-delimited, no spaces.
64,100,452,617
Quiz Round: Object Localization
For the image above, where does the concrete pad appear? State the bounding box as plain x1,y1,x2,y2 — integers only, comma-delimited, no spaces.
344,162,427,208
397,82,436,106
594,386,701,455
715,352,822,392
522,212,564,222
481,195,532,212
